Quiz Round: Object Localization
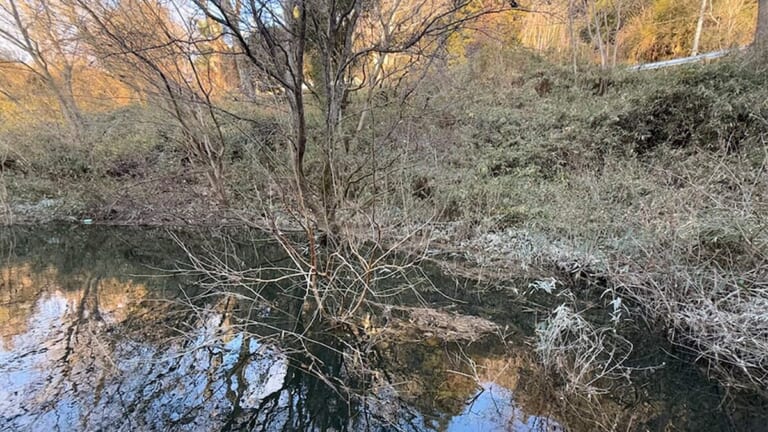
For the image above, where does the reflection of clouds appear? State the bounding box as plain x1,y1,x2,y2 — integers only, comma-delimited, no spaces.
28,292,69,334
0,293,69,413
239,338,288,408
0,264,57,347
101,323,290,431
0,264,149,349
0,291,86,431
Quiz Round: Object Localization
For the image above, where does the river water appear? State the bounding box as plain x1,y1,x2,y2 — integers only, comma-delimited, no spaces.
0,226,764,431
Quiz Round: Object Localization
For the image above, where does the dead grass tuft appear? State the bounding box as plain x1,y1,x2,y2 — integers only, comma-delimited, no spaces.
535,303,635,397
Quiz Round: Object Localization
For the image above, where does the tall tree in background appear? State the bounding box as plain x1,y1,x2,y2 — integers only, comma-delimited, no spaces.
691,0,707,55
756,0,768,48
580,0,626,69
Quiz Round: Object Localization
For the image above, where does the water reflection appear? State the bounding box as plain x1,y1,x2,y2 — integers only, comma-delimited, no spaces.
0,227,561,432
4,226,765,431
446,383,560,432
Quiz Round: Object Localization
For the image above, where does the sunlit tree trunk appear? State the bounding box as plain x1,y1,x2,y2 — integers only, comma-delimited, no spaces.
568,0,579,76
756,0,768,48
52,63,85,138
692,0,708,55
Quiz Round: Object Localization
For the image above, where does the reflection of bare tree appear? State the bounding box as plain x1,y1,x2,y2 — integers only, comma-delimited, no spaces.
61,276,102,365
5,226,749,432
1,269,544,432
1,228,563,431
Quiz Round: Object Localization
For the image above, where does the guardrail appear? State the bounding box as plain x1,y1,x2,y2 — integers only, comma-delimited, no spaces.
627,48,742,71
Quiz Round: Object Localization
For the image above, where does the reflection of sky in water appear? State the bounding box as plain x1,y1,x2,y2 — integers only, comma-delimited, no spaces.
0,293,69,415
0,286,561,431
0,290,291,431
447,383,562,432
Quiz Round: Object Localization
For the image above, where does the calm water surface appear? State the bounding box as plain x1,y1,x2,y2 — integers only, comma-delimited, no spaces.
0,226,764,431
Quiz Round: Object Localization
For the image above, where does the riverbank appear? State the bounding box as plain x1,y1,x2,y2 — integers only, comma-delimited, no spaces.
2,51,767,410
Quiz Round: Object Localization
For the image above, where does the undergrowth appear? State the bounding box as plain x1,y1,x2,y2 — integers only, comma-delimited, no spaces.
397,48,768,399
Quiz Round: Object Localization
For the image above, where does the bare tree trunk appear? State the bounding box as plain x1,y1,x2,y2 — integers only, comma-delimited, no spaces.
692,0,708,55
583,1,608,70
285,1,319,227
568,0,578,77
54,65,85,140
611,0,622,68
235,56,255,99
190,0,507,240
287,88,312,218
756,0,768,49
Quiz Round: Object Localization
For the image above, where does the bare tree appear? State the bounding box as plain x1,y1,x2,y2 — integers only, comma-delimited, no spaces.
181,0,512,318
191,0,509,234
66,0,512,321
0,0,85,140
691,0,708,55
579,0,624,70
74,0,230,204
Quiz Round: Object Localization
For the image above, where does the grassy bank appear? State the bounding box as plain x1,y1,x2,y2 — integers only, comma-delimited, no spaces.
407,50,768,399
2,48,767,402
0,105,276,224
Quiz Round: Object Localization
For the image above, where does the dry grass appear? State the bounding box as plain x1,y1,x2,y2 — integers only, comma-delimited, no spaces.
404,52,768,397
535,302,635,397
605,140,768,394
617,256,768,396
